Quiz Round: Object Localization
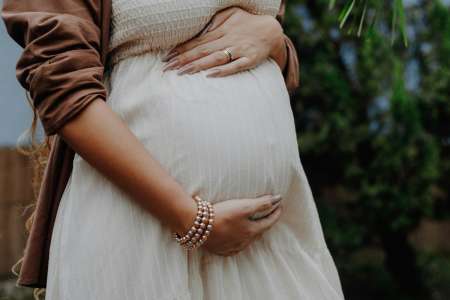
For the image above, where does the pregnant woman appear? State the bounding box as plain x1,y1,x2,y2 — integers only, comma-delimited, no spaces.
3,0,344,299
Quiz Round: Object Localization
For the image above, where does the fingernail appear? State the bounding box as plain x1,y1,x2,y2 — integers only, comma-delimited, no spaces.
177,64,194,75
162,51,178,62
162,59,179,72
271,194,282,204
272,201,281,208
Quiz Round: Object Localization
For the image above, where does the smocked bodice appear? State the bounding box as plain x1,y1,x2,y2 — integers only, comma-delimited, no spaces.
109,0,281,65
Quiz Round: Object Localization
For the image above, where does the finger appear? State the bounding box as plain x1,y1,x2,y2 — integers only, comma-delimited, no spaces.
255,195,282,213
248,200,282,221
164,7,233,60
163,38,227,71
223,243,249,257
162,34,211,62
173,29,224,55
207,6,241,31
164,6,244,60
209,6,241,30
251,205,283,234
253,231,264,241
176,50,232,75
214,246,241,257
228,249,242,256
242,194,282,217
206,56,253,77
220,251,238,257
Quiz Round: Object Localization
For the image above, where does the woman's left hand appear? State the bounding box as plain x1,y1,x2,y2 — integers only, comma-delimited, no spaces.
161,6,287,77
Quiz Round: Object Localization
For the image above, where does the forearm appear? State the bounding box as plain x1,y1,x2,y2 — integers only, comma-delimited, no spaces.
58,99,196,234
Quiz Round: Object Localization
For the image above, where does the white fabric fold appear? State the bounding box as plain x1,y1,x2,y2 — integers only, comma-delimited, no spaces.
45,49,344,300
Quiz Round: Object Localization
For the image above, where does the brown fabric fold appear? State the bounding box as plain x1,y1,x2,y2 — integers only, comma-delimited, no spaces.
29,49,106,134
17,135,75,287
2,0,298,289
283,34,300,94
2,1,106,135
1,0,110,288
277,0,300,94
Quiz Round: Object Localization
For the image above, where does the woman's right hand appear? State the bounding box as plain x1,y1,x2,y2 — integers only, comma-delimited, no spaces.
202,194,283,256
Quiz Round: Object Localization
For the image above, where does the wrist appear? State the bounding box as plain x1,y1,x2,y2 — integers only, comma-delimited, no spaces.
271,37,287,72
170,194,198,235
267,17,287,71
172,196,215,250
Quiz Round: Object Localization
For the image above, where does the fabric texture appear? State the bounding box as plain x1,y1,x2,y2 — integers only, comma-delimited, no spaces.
44,0,344,299
1,0,106,135
1,0,300,289
108,0,280,65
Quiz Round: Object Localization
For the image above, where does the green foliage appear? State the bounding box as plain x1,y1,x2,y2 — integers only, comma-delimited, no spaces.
329,0,408,45
285,0,450,298
419,252,450,299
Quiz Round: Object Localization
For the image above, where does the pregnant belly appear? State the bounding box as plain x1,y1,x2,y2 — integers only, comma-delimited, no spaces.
106,52,300,203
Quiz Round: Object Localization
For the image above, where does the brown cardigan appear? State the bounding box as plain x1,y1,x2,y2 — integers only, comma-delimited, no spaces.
2,0,299,289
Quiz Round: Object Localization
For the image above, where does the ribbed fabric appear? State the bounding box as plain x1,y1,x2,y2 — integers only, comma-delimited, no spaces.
108,0,280,65
44,1,345,299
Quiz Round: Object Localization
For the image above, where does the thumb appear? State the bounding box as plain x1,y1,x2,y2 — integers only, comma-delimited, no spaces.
206,6,240,32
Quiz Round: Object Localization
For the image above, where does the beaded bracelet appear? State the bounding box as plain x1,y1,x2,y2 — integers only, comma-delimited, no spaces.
172,195,215,250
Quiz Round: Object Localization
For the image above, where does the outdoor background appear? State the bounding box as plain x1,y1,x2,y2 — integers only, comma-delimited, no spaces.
1,0,449,299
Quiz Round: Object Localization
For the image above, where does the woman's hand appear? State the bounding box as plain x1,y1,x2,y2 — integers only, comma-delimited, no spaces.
201,194,283,256
161,6,287,77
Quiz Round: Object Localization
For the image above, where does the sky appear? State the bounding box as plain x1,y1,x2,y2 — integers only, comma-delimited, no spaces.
0,0,33,146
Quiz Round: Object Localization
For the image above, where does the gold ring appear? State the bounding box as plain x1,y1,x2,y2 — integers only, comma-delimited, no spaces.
223,48,233,62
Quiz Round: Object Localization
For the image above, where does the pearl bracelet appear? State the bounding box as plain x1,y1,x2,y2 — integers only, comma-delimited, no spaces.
172,195,215,250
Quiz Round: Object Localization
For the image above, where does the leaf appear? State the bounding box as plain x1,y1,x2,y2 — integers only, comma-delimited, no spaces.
392,0,408,46
339,0,356,29
358,1,368,37
331,0,408,46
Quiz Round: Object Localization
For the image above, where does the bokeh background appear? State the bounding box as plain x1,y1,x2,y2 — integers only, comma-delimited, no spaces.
1,0,449,299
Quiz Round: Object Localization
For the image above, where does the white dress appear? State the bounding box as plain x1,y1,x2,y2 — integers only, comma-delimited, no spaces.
45,1,345,299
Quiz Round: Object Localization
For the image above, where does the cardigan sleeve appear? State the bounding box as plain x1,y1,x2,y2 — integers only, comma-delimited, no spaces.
1,0,106,136
276,0,300,94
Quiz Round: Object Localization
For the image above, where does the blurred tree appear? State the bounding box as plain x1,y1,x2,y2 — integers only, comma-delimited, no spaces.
285,0,449,299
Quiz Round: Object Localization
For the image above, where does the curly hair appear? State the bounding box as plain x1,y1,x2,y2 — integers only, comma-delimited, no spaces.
11,92,51,300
